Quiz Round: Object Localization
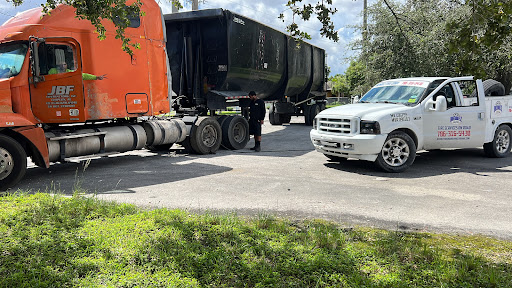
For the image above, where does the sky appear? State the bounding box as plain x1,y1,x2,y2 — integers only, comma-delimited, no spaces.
0,0,367,76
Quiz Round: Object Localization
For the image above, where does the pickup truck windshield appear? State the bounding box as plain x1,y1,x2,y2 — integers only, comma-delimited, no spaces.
360,80,430,105
0,42,28,79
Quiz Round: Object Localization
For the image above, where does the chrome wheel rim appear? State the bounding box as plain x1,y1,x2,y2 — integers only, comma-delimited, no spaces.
0,147,14,181
496,129,510,154
201,124,219,148
381,137,410,167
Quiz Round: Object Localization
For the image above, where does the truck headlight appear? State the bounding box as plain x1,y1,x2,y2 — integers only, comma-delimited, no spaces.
312,117,318,129
360,120,380,134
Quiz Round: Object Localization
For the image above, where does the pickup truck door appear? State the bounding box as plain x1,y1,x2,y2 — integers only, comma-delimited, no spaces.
29,37,85,123
422,80,486,149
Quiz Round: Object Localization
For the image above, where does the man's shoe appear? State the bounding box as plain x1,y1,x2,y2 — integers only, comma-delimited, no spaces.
255,146,261,152
250,147,256,150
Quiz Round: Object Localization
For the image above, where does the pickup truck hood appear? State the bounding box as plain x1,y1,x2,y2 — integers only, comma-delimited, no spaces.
318,103,411,120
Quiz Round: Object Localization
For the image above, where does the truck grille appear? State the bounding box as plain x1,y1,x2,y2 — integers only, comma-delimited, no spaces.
318,117,353,134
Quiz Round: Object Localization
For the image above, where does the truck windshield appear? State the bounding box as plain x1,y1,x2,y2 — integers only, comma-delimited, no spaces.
360,80,430,105
0,42,28,79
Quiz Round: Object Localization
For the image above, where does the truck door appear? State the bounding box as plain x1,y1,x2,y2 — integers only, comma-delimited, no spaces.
29,38,85,123
423,80,486,149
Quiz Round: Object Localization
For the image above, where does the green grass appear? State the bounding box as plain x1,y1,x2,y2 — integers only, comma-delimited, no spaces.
1,193,511,287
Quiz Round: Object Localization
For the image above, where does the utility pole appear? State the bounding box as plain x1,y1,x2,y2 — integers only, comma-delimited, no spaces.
192,0,198,10
363,0,367,42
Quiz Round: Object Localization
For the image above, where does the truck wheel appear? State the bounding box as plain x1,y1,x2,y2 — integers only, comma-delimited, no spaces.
0,135,27,190
222,115,250,150
484,125,511,158
190,117,222,154
269,105,282,125
304,105,311,126
280,114,291,124
306,104,319,126
375,131,416,173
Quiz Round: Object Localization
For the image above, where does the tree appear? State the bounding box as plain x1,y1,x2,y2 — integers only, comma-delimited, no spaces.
446,1,512,92
330,60,367,96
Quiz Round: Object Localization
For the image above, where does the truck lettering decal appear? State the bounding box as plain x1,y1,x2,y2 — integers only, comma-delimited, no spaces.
390,113,410,122
437,125,472,140
46,85,77,109
233,17,245,25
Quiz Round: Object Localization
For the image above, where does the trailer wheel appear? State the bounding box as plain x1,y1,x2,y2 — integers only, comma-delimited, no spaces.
484,125,511,158
375,131,416,173
190,117,222,154
281,114,291,124
222,115,250,150
268,105,282,125
305,104,319,126
0,135,27,190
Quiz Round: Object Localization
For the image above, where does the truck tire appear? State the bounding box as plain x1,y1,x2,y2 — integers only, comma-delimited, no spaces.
189,116,222,154
375,131,416,173
281,114,291,124
269,105,282,125
483,125,511,158
305,104,320,126
0,135,27,190
221,115,250,150
471,79,505,97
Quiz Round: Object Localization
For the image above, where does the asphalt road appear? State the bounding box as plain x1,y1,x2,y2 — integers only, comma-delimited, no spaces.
13,116,512,240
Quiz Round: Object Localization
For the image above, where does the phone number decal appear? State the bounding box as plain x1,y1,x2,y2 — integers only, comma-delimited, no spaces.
437,125,471,140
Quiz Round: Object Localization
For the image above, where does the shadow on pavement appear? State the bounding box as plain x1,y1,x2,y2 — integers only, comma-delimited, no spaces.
12,151,232,194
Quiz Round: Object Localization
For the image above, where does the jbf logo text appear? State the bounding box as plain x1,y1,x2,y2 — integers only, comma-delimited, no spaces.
48,86,74,96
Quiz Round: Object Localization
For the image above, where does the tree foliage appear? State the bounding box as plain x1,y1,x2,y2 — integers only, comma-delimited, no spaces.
330,60,366,96
353,0,512,93
279,0,339,41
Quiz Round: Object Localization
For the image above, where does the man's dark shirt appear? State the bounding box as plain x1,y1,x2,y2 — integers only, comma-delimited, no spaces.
249,98,266,121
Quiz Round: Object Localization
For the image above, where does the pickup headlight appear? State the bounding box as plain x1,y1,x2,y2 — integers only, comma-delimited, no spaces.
360,120,381,134
312,117,318,129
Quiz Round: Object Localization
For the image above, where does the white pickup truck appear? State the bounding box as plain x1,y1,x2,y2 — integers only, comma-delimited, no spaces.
310,76,512,172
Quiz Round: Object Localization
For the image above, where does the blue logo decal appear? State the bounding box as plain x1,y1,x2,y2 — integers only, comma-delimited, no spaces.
450,113,462,124
494,101,503,114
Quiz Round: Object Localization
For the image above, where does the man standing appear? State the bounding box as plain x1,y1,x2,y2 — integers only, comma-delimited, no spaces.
248,91,266,152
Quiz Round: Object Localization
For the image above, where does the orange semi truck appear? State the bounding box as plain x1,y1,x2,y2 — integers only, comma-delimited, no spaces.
0,0,326,189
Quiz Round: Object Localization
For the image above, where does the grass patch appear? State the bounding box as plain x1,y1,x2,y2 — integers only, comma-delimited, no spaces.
1,193,511,287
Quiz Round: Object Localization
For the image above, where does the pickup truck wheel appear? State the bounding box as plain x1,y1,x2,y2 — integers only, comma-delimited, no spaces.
484,125,511,158
375,131,416,173
0,135,27,190
221,115,250,150
190,117,222,154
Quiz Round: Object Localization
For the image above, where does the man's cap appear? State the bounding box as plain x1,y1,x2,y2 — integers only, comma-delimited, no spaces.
249,91,256,96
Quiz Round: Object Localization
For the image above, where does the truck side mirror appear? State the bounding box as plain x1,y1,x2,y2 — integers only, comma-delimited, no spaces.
29,37,45,86
425,95,447,112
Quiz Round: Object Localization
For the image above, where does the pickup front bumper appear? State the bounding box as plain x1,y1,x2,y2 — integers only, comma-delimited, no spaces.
310,129,387,162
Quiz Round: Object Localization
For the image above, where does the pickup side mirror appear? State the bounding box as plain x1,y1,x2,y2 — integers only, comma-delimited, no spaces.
425,95,447,112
